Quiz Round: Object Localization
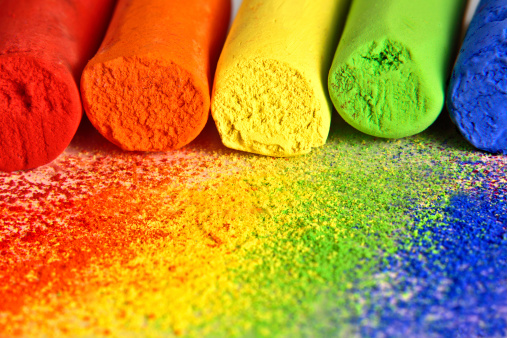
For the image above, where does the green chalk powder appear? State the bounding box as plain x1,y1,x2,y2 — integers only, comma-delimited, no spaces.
184,118,476,337
328,0,466,138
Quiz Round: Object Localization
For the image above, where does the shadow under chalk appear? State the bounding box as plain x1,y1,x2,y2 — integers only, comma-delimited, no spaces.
327,107,477,154
69,114,234,158
69,106,480,161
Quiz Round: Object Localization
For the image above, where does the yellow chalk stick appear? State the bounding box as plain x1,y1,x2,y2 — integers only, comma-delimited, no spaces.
211,0,350,156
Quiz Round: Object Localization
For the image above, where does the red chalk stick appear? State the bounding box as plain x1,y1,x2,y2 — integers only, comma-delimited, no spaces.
0,0,116,172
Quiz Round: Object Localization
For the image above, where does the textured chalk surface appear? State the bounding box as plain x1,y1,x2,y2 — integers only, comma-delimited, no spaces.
447,0,507,154
212,0,350,157
0,56,81,172
329,0,465,138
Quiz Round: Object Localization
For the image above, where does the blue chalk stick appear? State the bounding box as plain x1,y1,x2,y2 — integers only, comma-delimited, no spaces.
447,0,507,154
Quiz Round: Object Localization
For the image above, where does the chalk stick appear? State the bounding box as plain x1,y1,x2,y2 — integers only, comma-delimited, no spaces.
447,0,507,154
81,0,231,152
211,0,351,157
328,1,466,138
0,0,115,172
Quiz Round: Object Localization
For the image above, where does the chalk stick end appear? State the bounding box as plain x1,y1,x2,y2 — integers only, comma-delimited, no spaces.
329,39,441,139
81,56,209,152
0,54,81,172
212,59,328,157
447,61,507,154
447,10,507,155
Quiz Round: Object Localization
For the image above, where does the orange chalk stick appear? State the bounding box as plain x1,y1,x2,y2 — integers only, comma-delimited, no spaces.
81,0,231,151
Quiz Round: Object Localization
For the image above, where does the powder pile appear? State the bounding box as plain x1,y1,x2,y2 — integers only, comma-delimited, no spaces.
328,0,466,138
81,0,230,152
3,114,505,336
0,0,115,172
211,0,351,157
447,0,507,154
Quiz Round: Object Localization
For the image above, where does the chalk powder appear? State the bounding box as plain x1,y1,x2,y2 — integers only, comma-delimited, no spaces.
0,118,505,336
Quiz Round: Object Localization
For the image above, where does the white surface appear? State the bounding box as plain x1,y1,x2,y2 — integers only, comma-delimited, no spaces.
465,0,480,26
232,0,242,19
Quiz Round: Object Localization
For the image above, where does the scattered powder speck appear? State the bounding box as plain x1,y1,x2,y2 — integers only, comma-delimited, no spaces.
0,117,505,337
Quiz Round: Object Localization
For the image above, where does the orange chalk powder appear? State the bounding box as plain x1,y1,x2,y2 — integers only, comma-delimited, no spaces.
81,0,231,151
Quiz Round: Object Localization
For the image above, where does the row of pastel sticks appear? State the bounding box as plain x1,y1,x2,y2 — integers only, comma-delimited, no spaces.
0,0,505,172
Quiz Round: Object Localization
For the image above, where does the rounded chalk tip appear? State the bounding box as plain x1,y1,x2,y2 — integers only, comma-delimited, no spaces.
447,62,507,155
0,54,82,172
328,39,440,139
447,98,507,155
81,55,209,152
211,59,327,157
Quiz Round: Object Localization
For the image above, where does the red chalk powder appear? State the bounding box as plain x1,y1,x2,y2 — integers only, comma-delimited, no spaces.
0,120,227,335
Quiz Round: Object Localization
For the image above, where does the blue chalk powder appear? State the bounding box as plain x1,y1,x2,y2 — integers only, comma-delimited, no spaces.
357,192,507,337
447,0,507,154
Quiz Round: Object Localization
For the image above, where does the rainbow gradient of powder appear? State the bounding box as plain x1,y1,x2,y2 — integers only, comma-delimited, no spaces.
1,2,505,335
1,114,505,337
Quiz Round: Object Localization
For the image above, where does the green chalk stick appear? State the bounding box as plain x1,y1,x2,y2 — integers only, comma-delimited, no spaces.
328,1,466,138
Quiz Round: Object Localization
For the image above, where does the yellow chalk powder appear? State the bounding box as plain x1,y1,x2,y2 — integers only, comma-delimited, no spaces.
211,0,351,156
